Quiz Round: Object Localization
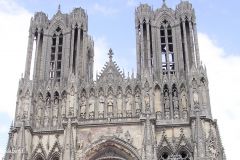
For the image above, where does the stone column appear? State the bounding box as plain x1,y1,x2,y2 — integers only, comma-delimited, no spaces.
136,25,141,77
140,22,144,76
193,23,200,68
82,30,87,80
76,27,81,78
189,21,196,67
182,20,190,73
33,32,41,80
146,22,151,73
24,32,34,79
70,28,75,74
164,27,170,74
39,31,47,80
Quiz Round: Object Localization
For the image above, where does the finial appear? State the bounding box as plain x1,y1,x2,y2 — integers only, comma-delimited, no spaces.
58,4,61,12
108,48,113,61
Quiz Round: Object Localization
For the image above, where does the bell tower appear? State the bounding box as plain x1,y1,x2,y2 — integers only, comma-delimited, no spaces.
135,4,154,78
136,0,201,80
24,7,94,83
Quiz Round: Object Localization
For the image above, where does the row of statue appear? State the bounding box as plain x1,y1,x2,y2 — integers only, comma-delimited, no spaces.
15,81,209,128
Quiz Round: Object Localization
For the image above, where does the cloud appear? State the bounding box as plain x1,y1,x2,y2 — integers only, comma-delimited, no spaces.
0,0,32,118
91,3,118,15
199,33,240,160
94,36,110,78
0,0,31,158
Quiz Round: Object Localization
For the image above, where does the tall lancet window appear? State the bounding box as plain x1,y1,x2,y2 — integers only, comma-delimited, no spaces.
160,21,175,75
50,27,63,82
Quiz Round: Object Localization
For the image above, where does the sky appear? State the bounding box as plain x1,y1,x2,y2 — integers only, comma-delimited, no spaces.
0,0,239,159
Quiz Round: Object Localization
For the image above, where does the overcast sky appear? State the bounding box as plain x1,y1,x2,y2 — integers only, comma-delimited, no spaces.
0,0,240,159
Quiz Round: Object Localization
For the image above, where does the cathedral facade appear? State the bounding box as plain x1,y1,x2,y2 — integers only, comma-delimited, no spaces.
4,1,225,160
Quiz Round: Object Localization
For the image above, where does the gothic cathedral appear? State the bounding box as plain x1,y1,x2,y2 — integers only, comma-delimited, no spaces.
4,1,225,160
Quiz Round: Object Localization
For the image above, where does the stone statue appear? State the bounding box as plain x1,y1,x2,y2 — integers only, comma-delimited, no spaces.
154,88,161,113
181,92,187,110
164,92,170,119
107,95,114,116
69,87,76,116
52,102,58,127
54,97,59,105
202,88,207,105
89,96,95,118
80,96,86,118
98,95,104,118
52,116,58,127
135,92,141,114
193,90,199,105
126,93,132,116
61,95,66,117
173,91,179,119
53,104,58,118
16,101,21,120
117,93,123,117
23,92,31,118
36,116,41,128
144,92,150,109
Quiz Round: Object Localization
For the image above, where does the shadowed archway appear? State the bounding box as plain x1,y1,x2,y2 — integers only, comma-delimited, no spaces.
85,136,141,160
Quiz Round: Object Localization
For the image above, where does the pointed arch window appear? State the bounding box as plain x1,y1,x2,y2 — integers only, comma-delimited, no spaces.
160,21,175,75
49,27,63,82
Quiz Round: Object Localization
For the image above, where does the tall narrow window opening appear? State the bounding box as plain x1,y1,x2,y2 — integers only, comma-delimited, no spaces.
49,27,63,82
160,21,175,75
185,20,192,67
72,26,78,74
143,20,148,68
180,21,186,71
160,26,167,74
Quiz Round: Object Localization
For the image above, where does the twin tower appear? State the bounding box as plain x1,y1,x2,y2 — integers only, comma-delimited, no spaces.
5,1,225,160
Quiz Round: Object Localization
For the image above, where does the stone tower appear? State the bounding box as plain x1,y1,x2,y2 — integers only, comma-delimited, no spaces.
4,1,225,160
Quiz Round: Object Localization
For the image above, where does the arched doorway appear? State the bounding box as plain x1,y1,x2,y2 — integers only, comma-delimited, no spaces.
85,137,141,160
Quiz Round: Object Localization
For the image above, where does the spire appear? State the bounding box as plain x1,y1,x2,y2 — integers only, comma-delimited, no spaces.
108,48,113,62
162,0,167,7
57,4,61,14
58,4,61,12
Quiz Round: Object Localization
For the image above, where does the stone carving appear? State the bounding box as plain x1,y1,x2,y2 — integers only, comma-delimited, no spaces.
115,126,123,137
16,100,22,120
69,87,76,116
144,92,150,110
125,131,133,144
164,91,170,119
208,137,219,159
89,96,95,119
193,90,199,105
52,104,58,127
126,93,132,117
107,95,114,117
181,92,187,110
87,132,92,143
181,91,188,119
202,88,207,105
4,2,226,160
61,93,67,117
98,94,104,118
154,87,161,113
173,90,179,119
117,93,123,117
80,95,86,118
36,94,44,128
77,140,84,160
135,91,141,115
23,91,31,118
